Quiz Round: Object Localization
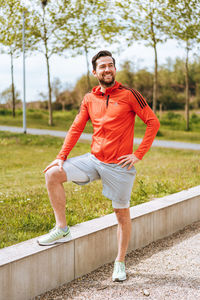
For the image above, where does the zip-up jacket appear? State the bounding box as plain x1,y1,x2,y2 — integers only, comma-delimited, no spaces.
57,81,160,163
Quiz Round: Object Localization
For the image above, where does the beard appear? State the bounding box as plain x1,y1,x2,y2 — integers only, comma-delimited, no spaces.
98,74,115,87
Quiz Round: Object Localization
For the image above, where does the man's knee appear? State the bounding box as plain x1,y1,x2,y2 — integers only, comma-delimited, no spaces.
114,208,131,224
45,166,67,185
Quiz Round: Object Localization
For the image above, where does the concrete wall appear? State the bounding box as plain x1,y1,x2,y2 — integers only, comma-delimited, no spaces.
0,186,199,300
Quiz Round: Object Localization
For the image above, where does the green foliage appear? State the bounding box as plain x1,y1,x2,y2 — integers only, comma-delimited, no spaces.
54,74,98,110
26,0,74,57
0,1,36,117
0,1,23,55
165,0,200,42
0,85,21,104
0,1,37,56
162,0,200,130
164,111,182,120
127,0,168,46
115,56,200,110
159,111,200,132
116,0,169,112
22,0,81,125
116,61,134,87
73,75,98,104
0,109,12,116
190,113,200,124
1,0,200,118
156,130,163,137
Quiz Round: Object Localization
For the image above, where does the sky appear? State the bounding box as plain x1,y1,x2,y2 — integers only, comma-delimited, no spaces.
0,39,190,103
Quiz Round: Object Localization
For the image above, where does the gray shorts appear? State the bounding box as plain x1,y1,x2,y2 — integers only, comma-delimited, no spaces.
63,153,136,209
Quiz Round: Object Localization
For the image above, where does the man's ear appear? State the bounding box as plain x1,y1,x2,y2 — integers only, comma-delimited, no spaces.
92,69,97,77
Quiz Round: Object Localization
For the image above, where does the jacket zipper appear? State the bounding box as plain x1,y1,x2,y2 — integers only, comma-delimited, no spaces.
100,94,110,159
106,95,110,107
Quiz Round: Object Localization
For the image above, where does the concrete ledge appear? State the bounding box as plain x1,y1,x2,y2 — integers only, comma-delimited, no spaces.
0,186,200,300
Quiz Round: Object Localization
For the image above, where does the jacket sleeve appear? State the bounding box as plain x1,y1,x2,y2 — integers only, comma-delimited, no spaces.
56,97,90,160
128,89,160,160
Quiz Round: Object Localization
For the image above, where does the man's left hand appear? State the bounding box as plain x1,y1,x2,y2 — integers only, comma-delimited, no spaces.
117,154,140,170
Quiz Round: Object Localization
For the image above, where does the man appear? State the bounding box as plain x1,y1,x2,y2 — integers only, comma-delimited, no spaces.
37,50,160,282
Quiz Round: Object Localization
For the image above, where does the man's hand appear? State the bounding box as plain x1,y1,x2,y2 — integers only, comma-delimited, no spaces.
117,154,140,170
43,159,64,173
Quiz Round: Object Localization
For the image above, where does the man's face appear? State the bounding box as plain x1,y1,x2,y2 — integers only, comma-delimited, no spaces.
93,56,116,87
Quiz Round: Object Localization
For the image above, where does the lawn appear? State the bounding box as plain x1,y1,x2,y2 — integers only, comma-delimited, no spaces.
0,131,199,249
0,109,200,144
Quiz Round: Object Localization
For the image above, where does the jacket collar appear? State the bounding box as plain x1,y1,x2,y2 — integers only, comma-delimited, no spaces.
92,81,121,95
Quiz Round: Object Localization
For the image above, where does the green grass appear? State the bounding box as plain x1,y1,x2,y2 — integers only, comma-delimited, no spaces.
0,131,200,249
0,109,94,133
0,108,200,143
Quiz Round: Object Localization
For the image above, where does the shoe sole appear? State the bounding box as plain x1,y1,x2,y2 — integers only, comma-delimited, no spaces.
112,276,126,282
37,232,72,246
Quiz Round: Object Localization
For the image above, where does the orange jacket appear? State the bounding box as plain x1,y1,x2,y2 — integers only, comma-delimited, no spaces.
57,81,160,163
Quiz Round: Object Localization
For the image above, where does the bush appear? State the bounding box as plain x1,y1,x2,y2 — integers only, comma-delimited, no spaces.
160,111,185,130
27,110,44,120
158,88,185,110
0,109,12,116
16,110,23,116
190,113,200,124
52,102,62,110
164,111,183,120
156,130,163,137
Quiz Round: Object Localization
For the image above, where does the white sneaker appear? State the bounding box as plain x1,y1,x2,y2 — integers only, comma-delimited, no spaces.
37,226,71,246
112,261,126,282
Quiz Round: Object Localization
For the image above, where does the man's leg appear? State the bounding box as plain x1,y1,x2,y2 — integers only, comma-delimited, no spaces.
45,166,68,228
38,159,92,245
37,166,69,245
114,208,131,262
112,207,131,281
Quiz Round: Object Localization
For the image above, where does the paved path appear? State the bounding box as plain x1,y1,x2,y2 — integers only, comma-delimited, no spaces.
36,221,200,300
1,125,200,151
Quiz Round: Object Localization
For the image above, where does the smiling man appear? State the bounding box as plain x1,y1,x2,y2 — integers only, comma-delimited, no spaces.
37,50,160,282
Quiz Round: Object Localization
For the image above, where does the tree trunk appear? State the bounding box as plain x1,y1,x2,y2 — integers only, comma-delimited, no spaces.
42,4,53,126
84,45,91,91
62,101,65,111
153,43,158,114
150,9,158,114
10,52,15,117
45,52,53,126
185,44,189,131
159,103,162,119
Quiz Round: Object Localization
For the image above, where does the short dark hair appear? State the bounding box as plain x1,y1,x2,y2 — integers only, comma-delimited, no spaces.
92,50,115,71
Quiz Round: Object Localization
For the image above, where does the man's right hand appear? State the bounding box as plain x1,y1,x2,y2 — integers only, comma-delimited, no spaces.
43,159,64,173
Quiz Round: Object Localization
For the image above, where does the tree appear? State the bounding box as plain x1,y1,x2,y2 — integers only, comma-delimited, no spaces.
158,63,184,110
56,89,75,110
25,0,75,125
51,77,63,102
116,0,167,113
61,0,99,90
134,69,154,101
73,74,98,104
190,57,200,108
116,61,134,88
0,0,33,117
164,0,200,130
0,85,21,108
59,0,120,91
